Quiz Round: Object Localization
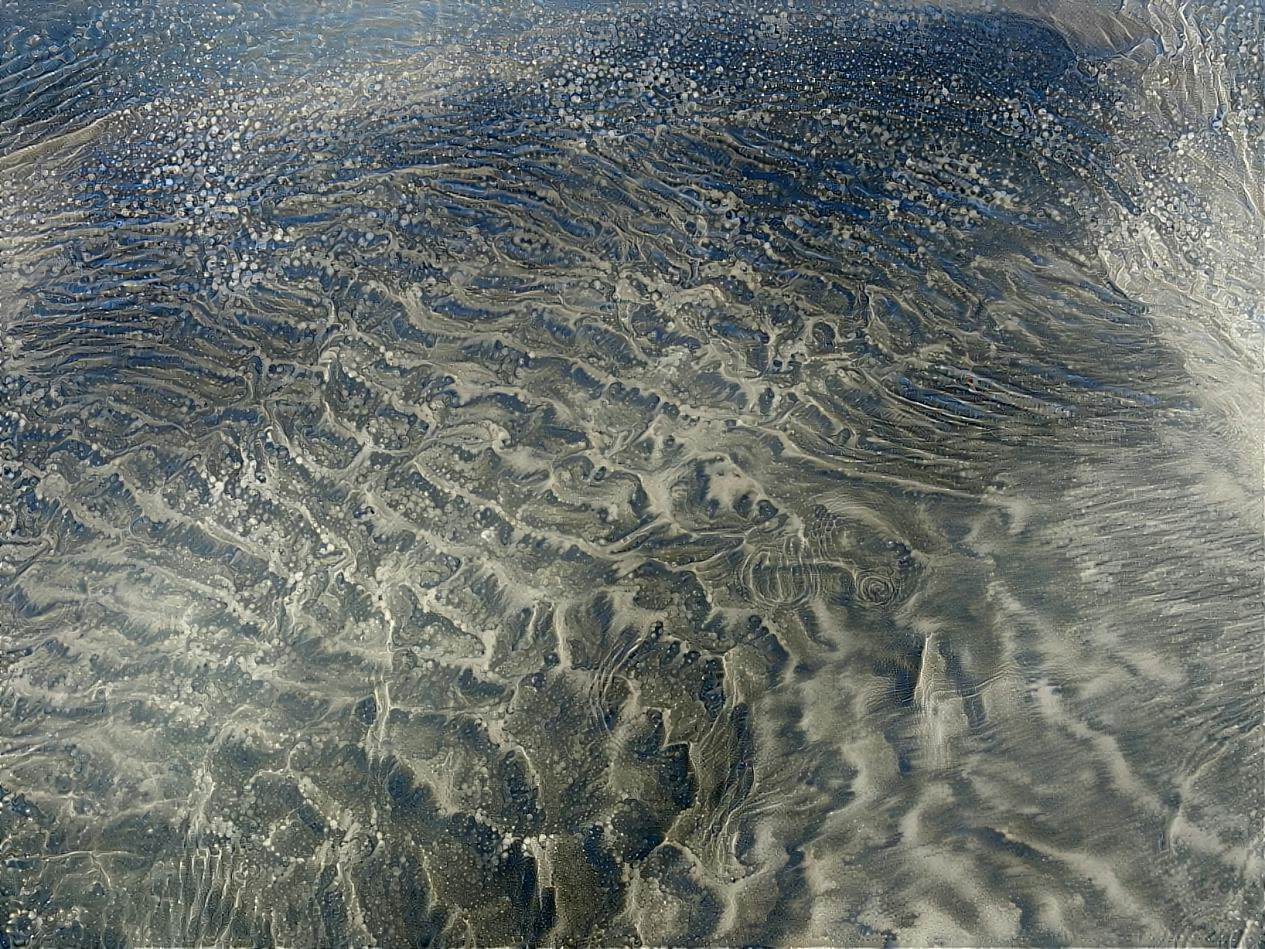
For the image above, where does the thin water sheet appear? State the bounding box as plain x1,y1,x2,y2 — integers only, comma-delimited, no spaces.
0,0,1261,945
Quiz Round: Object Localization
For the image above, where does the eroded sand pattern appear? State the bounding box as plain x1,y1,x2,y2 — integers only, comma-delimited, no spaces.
0,0,1261,945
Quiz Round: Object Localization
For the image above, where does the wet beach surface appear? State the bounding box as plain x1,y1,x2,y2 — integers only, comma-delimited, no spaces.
0,0,1261,945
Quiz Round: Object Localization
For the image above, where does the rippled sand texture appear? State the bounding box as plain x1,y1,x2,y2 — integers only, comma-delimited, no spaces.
1,0,1261,945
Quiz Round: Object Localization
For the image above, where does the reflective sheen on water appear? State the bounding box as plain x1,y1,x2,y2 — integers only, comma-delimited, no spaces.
0,0,1261,945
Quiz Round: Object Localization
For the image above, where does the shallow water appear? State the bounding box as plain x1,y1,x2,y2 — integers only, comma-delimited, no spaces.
0,0,1261,945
